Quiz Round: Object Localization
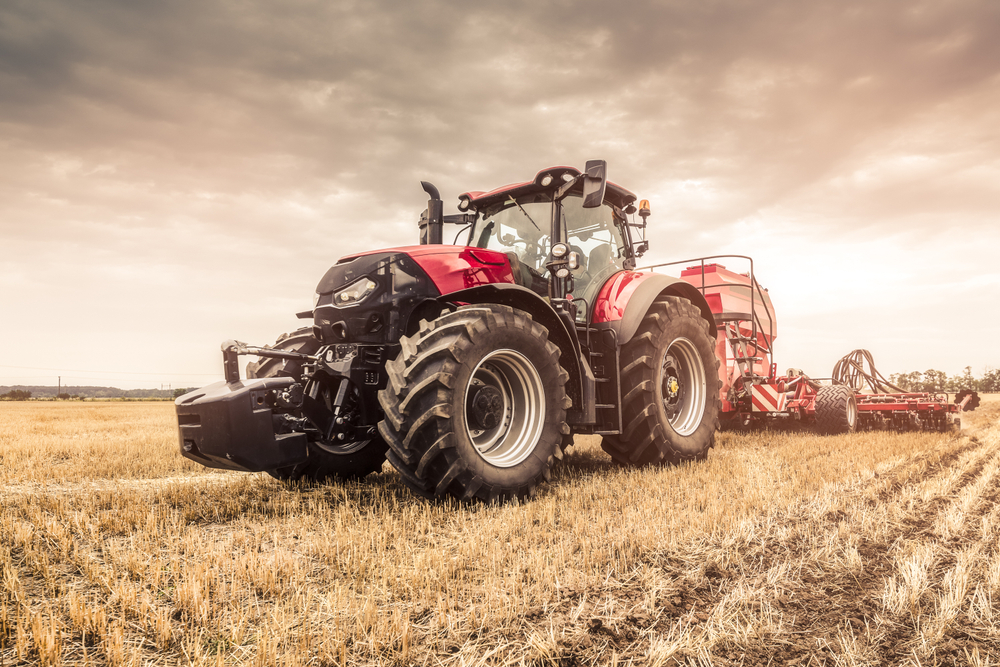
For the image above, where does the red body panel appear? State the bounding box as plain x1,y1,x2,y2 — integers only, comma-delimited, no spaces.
591,271,651,323
340,245,516,295
679,263,776,343
411,247,517,294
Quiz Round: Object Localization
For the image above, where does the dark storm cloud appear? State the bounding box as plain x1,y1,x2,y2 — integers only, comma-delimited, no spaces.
2,0,1000,384
4,0,999,216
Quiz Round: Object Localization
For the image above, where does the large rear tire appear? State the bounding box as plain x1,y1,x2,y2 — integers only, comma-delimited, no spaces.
378,304,570,502
814,385,858,434
249,328,388,482
601,296,721,466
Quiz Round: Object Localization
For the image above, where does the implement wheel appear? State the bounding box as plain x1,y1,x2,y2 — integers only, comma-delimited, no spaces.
378,304,570,502
601,296,721,466
814,385,858,434
249,328,388,482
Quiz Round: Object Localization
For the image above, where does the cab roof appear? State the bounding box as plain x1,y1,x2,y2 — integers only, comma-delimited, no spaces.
459,166,637,210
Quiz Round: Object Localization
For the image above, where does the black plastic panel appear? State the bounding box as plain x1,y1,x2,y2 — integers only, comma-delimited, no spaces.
313,252,439,344
175,378,308,472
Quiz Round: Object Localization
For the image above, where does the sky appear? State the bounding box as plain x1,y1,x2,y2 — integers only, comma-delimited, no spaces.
2,0,999,390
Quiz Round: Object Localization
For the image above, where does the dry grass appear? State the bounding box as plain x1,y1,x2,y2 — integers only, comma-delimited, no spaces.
0,402,206,486
1,398,998,665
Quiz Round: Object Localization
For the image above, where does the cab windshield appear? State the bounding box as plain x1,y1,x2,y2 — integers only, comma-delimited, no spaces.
469,192,628,302
471,193,551,273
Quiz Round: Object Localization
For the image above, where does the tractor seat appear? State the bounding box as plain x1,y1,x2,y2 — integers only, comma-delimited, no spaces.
588,243,613,270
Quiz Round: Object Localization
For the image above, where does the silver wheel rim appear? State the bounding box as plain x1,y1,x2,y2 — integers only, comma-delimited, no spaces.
660,337,708,436
846,396,858,429
464,349,545,467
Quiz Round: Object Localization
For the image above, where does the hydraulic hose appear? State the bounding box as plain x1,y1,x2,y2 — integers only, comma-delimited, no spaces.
831,349,905,393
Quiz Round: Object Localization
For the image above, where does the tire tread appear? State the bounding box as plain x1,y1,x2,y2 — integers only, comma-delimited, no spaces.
379,304,569,502
601,297,721,466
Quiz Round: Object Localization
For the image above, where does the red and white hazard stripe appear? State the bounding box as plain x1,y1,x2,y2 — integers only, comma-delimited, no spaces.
751,383,786,412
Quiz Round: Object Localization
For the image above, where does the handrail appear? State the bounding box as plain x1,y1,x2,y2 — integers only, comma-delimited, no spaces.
638,255,776,376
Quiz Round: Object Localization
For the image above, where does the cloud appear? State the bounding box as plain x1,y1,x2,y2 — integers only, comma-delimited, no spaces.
1,0,999,386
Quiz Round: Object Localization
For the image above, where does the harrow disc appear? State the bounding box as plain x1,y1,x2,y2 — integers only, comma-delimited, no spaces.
955,389,981,412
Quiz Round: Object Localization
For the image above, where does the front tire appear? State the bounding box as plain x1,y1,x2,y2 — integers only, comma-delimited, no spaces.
378,304,570,502
601,296,721,466
249,328,388,482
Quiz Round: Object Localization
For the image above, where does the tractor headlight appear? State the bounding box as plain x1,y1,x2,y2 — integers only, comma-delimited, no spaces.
333,278,377,307
551,243,569,258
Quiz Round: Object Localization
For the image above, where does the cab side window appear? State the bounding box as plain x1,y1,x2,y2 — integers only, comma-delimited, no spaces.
560,195,626,303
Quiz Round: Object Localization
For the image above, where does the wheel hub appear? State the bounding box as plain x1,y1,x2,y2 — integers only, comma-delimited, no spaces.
471,385,505,430
662,355,684,418
664,373,681,401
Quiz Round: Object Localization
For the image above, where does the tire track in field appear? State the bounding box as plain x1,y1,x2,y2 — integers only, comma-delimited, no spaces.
844,434,1000,664
787,433,999,664
646,429,1000,666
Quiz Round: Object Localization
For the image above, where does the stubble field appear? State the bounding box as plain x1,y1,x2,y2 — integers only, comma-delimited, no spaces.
1,398,998,666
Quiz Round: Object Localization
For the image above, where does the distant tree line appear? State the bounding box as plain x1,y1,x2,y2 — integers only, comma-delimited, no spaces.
0,385,200,400
888,366,1000,393
1,389,31,400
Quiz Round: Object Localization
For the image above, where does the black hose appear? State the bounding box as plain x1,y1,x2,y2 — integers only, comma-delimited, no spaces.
831,349,905,393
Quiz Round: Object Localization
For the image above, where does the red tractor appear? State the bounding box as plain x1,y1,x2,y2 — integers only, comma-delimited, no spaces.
176,161,724,501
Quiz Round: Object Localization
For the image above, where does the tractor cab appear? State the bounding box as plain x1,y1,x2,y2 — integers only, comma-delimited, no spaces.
459,163,645,318
559,196,630,309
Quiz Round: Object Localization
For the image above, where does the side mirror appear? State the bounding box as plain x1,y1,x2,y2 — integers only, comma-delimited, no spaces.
581,159,607,209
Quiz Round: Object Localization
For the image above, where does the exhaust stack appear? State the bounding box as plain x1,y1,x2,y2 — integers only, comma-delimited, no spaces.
418,181,443,244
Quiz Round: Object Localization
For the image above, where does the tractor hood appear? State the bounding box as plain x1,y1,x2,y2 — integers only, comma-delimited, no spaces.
312,245,517,345
319,245,516,297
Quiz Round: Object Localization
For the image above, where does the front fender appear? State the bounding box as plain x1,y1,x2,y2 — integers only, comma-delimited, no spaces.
592,271,716,345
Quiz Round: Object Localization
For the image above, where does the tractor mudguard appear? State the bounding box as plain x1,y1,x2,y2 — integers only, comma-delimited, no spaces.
592,271,716,345
441,283,596,425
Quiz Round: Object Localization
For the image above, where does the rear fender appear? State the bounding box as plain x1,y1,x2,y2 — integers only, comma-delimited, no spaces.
438,284,594,426
592,271,716,345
